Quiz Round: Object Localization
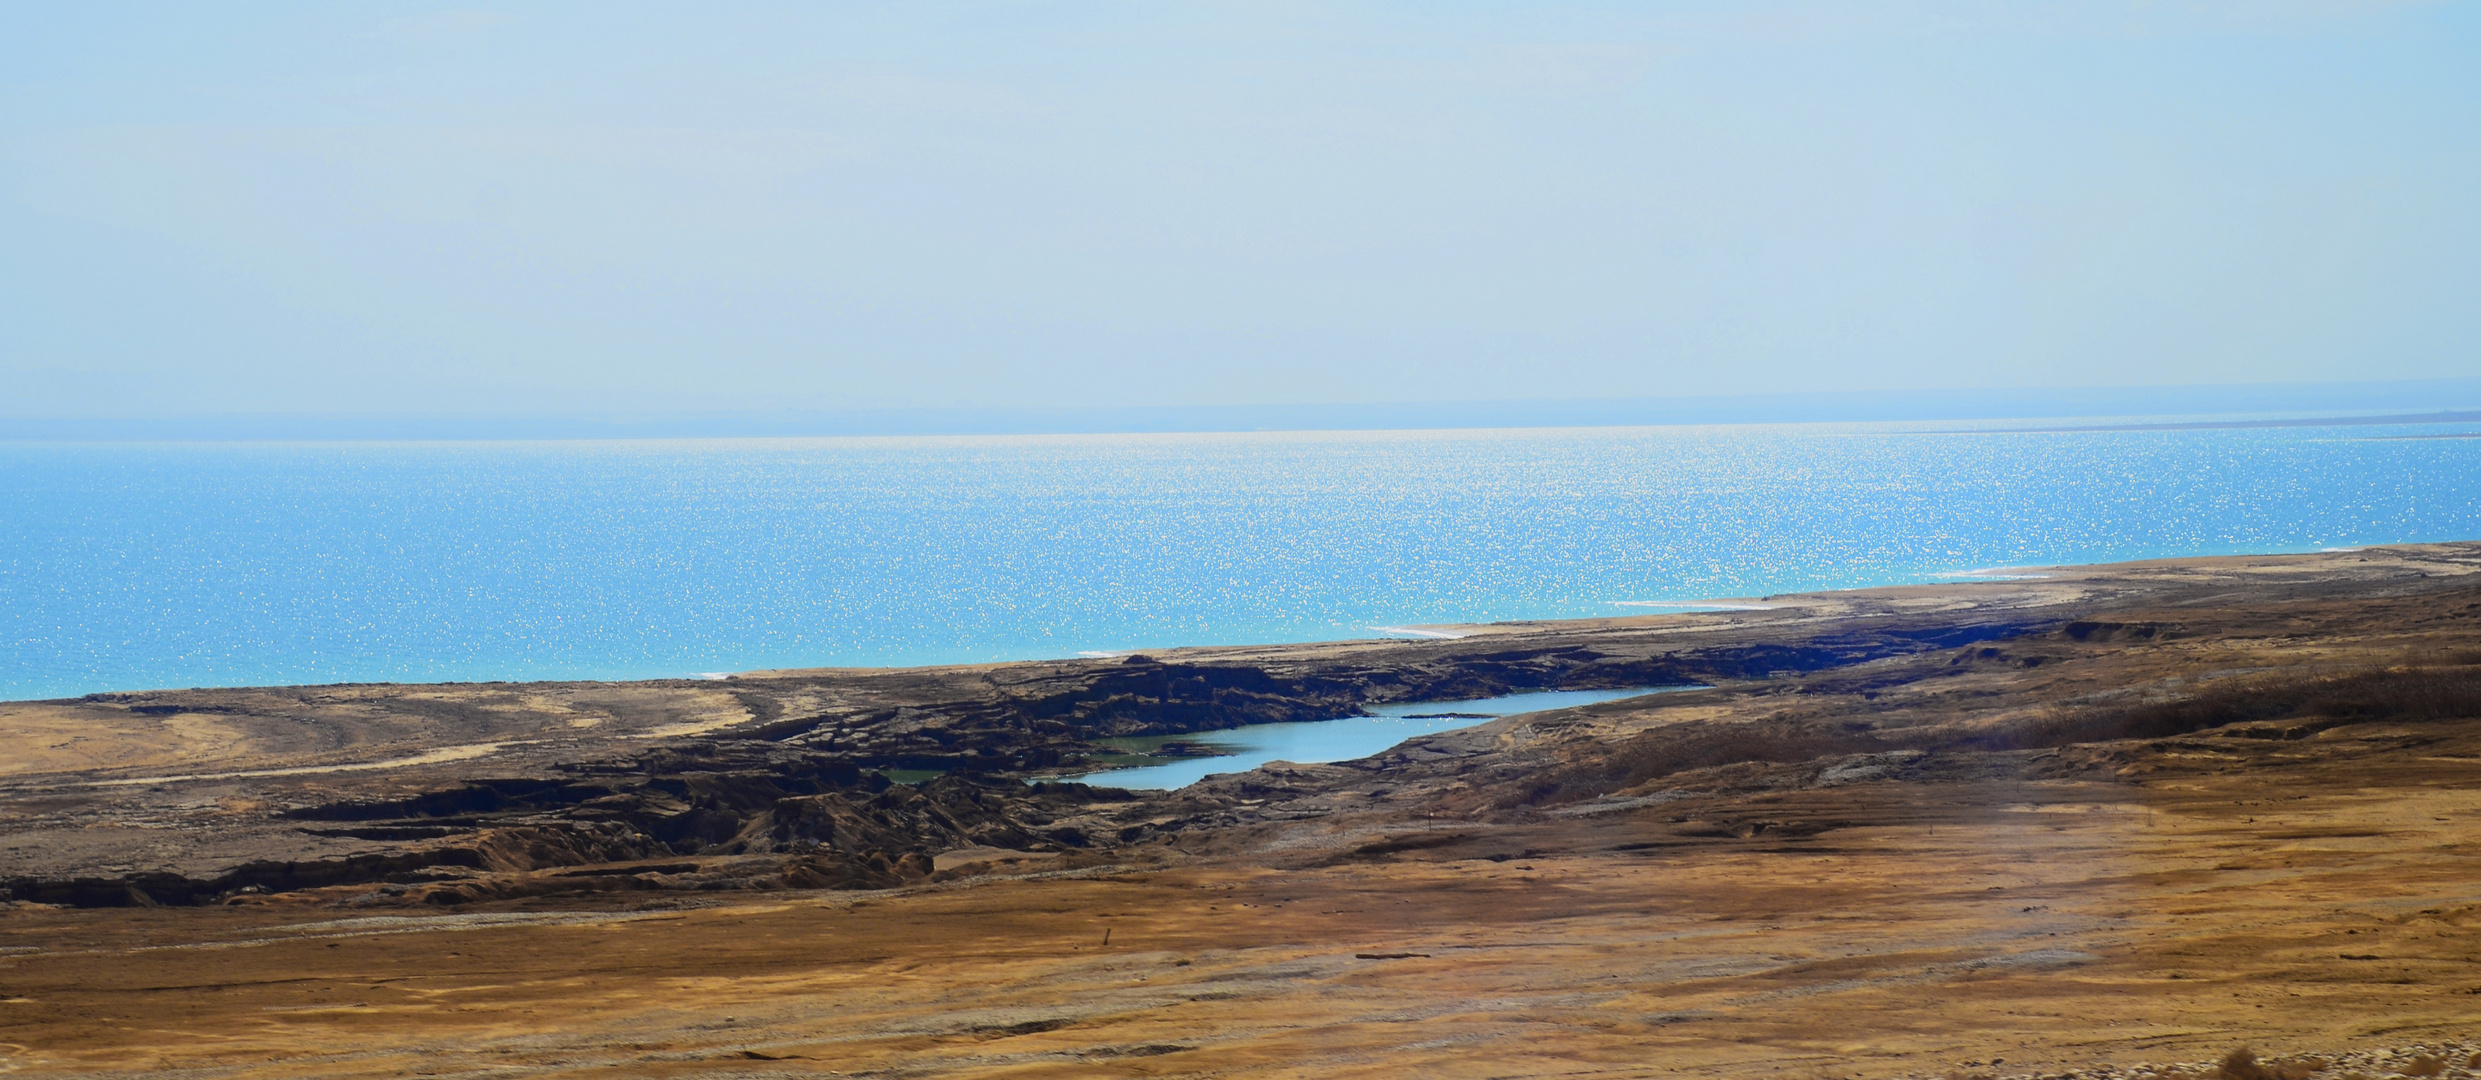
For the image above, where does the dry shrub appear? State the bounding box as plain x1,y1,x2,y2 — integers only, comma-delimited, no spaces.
2218,1047,2269,1080
2397,1055,2445,1077
2269,1058,2328,1080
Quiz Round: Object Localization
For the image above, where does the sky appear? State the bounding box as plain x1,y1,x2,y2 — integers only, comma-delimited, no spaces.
3,2,2477,420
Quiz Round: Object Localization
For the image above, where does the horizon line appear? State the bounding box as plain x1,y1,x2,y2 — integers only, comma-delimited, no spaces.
4,377,2479,443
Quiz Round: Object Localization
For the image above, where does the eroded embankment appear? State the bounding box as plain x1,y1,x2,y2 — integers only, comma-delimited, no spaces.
0,618,2045,907
11,704,2481,1080
9,542,2481,911
718,621,2033,767
7,545,2481,1079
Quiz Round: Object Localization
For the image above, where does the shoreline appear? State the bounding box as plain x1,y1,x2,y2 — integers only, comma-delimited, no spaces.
11,419,2478,705
7,541,2475,881
13,539,2429,704
4,542,2480,1078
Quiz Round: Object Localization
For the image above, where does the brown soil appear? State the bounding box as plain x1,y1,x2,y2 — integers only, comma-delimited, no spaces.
3,544,2480,1077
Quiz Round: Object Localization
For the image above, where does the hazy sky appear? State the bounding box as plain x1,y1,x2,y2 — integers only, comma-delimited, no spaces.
4,2,2476,417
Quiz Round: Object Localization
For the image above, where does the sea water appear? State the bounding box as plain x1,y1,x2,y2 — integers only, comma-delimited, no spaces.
3,421,2478,701
1062,687,1690,790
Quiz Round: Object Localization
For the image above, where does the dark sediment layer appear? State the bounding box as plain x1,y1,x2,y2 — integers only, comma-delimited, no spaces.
5,543,2481,1078
2,542,2476,912
0,607,2047,908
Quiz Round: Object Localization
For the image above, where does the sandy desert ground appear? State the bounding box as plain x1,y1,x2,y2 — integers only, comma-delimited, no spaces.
4,544,2479,1078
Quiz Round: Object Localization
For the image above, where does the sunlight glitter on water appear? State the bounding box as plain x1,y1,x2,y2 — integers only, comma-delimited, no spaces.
1059,686,1695,790
4,422,2478,699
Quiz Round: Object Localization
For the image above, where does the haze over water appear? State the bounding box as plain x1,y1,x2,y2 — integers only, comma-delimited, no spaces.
4,420,2478,702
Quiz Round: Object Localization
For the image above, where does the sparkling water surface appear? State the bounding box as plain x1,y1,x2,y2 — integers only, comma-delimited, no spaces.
1064,687,1690,790
3,422,2478,701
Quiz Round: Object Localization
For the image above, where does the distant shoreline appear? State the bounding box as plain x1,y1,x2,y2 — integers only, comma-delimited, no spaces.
18,543,2475,704
1939,409,2481,434
7,377,2479,442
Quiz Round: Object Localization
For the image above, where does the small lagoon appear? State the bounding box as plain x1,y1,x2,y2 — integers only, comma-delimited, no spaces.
1061,686,1689,790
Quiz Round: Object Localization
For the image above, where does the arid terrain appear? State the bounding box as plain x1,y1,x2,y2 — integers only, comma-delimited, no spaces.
4,544,2481,1078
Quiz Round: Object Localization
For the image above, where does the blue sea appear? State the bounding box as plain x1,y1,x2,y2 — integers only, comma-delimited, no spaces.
3,421,2478,701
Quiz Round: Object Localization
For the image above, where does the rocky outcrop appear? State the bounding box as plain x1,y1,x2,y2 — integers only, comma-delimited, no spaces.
19,545,2476,911
726,624,2048,771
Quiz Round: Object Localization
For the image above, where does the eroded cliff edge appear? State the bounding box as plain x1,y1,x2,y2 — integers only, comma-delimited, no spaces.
3,543,2477,909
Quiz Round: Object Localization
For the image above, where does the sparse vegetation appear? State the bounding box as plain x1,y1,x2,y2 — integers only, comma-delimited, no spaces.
2213,1047,2334,1080
2216,1047,2268,1080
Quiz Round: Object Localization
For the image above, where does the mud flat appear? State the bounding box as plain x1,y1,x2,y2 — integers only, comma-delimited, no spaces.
4,544,2480,1077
